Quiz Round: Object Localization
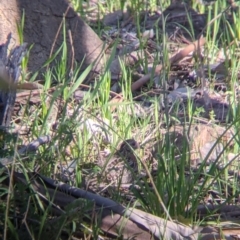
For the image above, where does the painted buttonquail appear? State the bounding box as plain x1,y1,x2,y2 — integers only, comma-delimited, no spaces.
100,139,140,184
85,138,158,192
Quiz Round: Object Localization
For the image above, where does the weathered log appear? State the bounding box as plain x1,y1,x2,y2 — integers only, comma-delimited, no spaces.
0,34,27,127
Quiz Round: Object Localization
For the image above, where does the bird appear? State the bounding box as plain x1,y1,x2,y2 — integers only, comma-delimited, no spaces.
84,138,160,195
100,139,140,185
85,139,141,192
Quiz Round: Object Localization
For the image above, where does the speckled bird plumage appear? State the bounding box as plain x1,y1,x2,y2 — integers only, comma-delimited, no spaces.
100,139,140,184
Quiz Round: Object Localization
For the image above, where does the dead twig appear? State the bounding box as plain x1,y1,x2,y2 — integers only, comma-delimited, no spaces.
110,38,206,110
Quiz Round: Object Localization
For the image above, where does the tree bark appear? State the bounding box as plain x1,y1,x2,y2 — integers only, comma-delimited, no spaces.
0,0,105,77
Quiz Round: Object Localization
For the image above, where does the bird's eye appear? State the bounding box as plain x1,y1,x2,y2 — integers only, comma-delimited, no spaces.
130,140,139,149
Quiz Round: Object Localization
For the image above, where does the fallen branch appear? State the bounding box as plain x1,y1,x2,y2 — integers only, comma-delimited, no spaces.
0,34,27,127
110,37,206,109
0,135,51,167
132,37,206,91
13,171,200,240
